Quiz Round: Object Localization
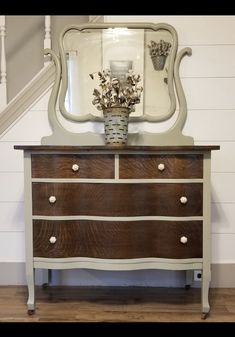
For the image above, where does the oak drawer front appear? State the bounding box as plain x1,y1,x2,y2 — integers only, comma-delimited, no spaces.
33,220,202,259
32,182,202,216
31,154,114,178
119,154,203,179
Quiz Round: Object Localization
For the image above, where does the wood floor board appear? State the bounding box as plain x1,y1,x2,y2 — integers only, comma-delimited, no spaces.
0,286,234,322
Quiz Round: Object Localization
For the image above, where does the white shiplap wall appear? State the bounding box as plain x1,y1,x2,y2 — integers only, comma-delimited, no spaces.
0,90,52,263
0,15,234,285
105,15,235,264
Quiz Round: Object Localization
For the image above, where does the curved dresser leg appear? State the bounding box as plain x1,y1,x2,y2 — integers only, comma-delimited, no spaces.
201,271,210,319
26,268,35,314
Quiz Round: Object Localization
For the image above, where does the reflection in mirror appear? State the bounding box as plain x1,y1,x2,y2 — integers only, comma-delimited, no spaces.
145,29,172,118
62,26,175,121
63,29,102,117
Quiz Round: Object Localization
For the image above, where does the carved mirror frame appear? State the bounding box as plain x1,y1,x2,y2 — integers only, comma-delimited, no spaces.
43,22,194,145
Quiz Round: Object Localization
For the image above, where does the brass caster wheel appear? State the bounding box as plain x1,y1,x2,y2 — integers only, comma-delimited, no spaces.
27,309,35,315
201,312,209,320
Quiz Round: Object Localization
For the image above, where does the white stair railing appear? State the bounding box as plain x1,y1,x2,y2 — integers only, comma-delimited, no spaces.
44,15,51,65
0,15,7,111
0,15,53,115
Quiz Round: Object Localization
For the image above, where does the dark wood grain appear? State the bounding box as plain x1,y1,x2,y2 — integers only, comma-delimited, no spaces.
33,220,202,259
32,154,114,178
119,154,203,179
32,182,202,216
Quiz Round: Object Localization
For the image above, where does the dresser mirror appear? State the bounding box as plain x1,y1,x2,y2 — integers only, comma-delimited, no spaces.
44,22,193,145
61,25,174,121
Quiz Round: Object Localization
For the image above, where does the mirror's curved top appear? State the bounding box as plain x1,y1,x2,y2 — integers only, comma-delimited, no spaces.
58,22,178,123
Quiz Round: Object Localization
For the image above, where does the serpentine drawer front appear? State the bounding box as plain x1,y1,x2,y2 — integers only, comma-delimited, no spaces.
33,220,202,259
14,145,219,315
32,182,203,217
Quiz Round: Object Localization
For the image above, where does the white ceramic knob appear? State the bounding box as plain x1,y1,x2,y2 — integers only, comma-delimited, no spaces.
49,236,57,244
180,236,188,244
158,163,165,171
49,196,56,204
180,196,188,204
72,164,79,172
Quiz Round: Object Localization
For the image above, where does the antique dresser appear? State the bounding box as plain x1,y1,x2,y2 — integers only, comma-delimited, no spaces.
15,22,219,318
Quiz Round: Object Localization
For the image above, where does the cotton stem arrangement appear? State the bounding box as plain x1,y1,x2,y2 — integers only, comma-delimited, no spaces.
89,69,143,112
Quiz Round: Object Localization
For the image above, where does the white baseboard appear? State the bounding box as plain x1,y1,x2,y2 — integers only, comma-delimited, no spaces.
211,263,235,287
0,262,234,287
0,262,26,285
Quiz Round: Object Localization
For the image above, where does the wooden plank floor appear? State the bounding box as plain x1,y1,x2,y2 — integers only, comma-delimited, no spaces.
0,286,235,322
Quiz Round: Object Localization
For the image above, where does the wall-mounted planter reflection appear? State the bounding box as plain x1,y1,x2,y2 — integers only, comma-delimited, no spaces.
148,39,171,71
151,55,167,71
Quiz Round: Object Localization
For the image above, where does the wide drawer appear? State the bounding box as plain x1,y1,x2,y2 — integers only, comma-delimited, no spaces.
33,220,202,259
119,154,203,179
32,182,202,216
31,154,114,179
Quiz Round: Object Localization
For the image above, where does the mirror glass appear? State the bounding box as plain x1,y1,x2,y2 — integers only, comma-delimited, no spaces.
62,27,174,121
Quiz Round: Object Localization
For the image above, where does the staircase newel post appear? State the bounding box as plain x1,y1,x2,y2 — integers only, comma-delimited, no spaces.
44,15,51,66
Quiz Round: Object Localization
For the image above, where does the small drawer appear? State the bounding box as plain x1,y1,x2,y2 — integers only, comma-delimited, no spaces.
119,154,203,179
33,220,202,259
32,182,202,217
31,154,114,179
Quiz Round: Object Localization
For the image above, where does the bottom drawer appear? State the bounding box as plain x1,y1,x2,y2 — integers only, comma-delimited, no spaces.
33,220,202,259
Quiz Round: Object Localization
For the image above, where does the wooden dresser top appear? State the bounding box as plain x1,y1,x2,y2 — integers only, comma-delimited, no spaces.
14,145,220,152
